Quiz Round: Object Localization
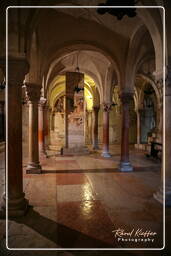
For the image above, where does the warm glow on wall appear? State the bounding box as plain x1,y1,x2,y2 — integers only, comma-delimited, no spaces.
84,87,93,111
48,74,94,110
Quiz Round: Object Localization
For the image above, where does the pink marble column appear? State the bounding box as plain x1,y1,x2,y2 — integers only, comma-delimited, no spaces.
119,92,133,172
93,106,100,150
25,84,42,174
102,103,111,158
0,57,29,217
38,98,47,157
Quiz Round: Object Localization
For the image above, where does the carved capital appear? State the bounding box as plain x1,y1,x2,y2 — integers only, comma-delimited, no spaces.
39,97,47,107
103,103,112,112
120,92,133,104
25,83,42,103
0,57,29,86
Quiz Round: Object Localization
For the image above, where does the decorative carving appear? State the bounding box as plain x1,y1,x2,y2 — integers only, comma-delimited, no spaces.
103,103,112,112
39,97,47,107
25,83,42,103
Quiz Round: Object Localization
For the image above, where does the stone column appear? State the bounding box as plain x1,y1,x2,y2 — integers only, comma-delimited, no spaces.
154,69,170,205
119,92,133,172
51,110,55,131
87,110,93,144
136,109,141,145
102,103,111,158
38,98,47,157
92,106,100,150
0,101,5,142
0,57,29,217
44,105,49,149
64,95,68,148
25,83,42,174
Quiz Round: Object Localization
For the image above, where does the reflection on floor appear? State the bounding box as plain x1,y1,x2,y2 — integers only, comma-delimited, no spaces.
0,146,169,255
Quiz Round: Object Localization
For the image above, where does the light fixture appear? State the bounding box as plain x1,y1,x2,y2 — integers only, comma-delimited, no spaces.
97,0,138,20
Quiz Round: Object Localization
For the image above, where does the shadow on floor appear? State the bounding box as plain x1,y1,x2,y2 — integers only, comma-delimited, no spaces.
40,166,160,174
9,206,116,249
1,207,169,256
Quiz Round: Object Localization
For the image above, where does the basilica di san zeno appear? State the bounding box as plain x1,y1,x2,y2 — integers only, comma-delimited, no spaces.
0,0,171,255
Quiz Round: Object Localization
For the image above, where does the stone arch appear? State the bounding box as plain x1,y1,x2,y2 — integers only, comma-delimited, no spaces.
42,41,121,102
136,73,162,143
137,7,164,76
126,6,163,91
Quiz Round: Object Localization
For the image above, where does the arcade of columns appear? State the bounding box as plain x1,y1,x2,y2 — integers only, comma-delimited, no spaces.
0,3,170,217
0,55,139,217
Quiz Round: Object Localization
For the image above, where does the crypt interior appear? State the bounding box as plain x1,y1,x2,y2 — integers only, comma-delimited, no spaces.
0,0,171,254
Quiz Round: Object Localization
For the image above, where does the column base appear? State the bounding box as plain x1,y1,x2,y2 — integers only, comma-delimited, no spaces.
154,185,171,206
153,188,163,205
101,151,111,158
93,145,100,150
119,161,133,172
26,163,42,174
40,151,48,158
0,193,28,218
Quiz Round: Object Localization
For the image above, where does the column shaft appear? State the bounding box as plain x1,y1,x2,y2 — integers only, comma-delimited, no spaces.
93,107,99,150
102,103,111,158
119,93,133,172
64,96,68,148
26,83,42,174
154,77,169,205
38,99,47,157
136,109,141,145
0,57,29,217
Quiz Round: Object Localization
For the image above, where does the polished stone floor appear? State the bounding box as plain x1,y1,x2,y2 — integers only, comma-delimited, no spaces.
0,146,171,255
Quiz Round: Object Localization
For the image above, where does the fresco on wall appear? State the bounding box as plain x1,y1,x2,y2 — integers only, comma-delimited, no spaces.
65,72,85,149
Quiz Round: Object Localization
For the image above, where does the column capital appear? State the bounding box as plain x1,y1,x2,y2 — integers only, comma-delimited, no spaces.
39,97,47,107
25,83,42,103
120,92,133,104
102,103,112,112
0,56,29,85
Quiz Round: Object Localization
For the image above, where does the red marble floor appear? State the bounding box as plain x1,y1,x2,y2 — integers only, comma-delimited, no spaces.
18,149,163,249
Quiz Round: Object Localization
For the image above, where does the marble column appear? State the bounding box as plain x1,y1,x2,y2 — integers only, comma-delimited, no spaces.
119,92,133,172
154,70,170,205
0,101,5,142
102,103,111,158
93,106,100,150
0,57,29,217
25,83,42,174
38,98,47,157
